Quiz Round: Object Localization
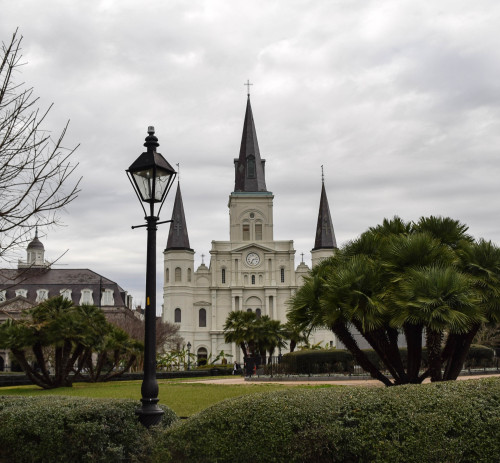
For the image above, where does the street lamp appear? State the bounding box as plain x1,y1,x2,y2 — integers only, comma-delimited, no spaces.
127,126,176,428
187,342,192,371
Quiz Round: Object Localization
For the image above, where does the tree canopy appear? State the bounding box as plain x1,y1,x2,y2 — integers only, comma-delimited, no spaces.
288,215,500,385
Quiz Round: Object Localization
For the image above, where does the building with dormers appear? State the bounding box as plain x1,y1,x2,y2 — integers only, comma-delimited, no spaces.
0,232,135,371
163,96,337,363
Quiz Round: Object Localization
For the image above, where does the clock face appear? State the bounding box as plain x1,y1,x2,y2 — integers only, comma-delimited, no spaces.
246,252,260,266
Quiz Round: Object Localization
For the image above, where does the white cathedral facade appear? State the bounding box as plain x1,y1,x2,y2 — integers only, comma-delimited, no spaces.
162,96,337,363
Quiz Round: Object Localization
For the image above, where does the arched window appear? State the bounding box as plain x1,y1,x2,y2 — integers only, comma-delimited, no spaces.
251,275,255,285
247,155,256,178
197,347,208,366
175,267,181,282
15,289,27,298
166,268,169,283
247,308,252,313
187,268,192,282
256,308,262,318
60,289,72,301
221,268,226,284
280,267,285,283
199,308,207,327
174,308,181,323
0,291,5,302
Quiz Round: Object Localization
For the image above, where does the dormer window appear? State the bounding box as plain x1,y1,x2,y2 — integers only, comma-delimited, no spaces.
0,291,6,302
101,289,114,306
36,289,49,302
60,289,72,301
80,289,93,305
15,289,27,298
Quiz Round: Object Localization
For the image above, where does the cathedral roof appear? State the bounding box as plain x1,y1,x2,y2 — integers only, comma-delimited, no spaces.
312,181,337,250
166,183,193,251
234,96,268,193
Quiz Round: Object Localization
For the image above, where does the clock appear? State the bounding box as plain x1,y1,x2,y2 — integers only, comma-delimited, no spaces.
246,252,260,266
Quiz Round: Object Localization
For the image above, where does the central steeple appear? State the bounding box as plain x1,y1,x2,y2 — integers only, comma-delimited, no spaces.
233,96,267,192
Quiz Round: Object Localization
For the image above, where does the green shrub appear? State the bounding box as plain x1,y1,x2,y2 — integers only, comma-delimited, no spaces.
154,378,500,463
465,344,496,367
0,396,177,463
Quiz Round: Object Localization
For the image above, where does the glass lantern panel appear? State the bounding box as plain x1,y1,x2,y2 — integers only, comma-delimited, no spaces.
132,169,154,201
154,167,173,201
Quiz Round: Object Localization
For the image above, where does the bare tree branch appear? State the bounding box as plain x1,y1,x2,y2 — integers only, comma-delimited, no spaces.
0,29,81,261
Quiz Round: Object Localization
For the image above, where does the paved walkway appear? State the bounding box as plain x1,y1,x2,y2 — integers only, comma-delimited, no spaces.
185,373,500,387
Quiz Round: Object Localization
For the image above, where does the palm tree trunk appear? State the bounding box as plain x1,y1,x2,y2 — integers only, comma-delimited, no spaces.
331,321,393,386
443,326,479,380
11,349,52,389
426,329,444,381
404,323,423,383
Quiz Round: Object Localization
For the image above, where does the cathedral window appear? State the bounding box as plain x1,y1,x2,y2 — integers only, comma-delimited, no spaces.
187,268,192,282
247,308,252,312
174,308,181,323
80,289,93,305
36,289,49,302
221,268,226,284
247,155,256,178
15,289,27,298
251,275,255,285
101,289,114,306
255,223,262,241
197,347,208,366
256,308,261,318
242,224,250,241
280,267,285,283
175,267,182,282
166,268,169,283
199,308,207,327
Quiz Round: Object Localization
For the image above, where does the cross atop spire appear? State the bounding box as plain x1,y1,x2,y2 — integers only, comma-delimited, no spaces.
244,79,253,97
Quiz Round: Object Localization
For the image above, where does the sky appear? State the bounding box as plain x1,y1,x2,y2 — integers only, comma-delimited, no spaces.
2,0,500,314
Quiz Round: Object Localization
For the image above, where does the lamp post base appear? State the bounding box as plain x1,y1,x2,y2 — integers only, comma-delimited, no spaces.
136,398,164,428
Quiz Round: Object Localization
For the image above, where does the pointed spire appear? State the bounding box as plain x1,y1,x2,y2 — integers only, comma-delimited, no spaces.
312,178,337,250
234,96,267,192
166,183,193,251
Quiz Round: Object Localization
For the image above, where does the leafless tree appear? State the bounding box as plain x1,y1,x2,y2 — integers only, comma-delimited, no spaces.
110,313,183,353
0,29,81,263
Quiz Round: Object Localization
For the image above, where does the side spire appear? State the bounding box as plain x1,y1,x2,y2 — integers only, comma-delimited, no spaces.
166,183,192,251
233,94,267,192
312,174,337,250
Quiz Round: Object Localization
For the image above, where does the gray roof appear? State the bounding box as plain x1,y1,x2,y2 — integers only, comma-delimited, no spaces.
165,183,193,251
312,182,337,250
234,96,268,192
0,268,127,308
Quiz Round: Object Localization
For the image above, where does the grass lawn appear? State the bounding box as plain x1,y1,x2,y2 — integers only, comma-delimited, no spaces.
0,377,332,416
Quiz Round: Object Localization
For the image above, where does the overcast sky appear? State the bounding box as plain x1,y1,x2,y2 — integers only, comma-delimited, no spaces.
2,1,500,313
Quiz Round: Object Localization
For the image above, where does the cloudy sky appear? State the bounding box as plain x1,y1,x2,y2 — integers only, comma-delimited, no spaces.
2,0,500,313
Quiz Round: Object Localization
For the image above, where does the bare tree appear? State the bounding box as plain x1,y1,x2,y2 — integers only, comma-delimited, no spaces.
110,313,183,353
0,29,81,262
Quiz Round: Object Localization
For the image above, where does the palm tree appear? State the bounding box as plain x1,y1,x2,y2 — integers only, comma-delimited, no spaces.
223,310,258,358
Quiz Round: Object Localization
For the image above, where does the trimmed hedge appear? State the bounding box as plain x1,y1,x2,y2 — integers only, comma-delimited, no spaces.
154,378,500,463
0,396,177,463
282,345,496,375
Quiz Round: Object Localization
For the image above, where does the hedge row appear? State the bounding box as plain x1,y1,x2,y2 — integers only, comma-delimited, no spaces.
0,396,177,463
155,378,500,463
281,344,496,374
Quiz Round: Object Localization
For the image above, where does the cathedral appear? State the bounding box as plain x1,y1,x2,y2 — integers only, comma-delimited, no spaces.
162,96,337,363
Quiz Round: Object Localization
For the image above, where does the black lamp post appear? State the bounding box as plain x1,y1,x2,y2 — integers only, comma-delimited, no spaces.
127,126,176,428
187,342,192,371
